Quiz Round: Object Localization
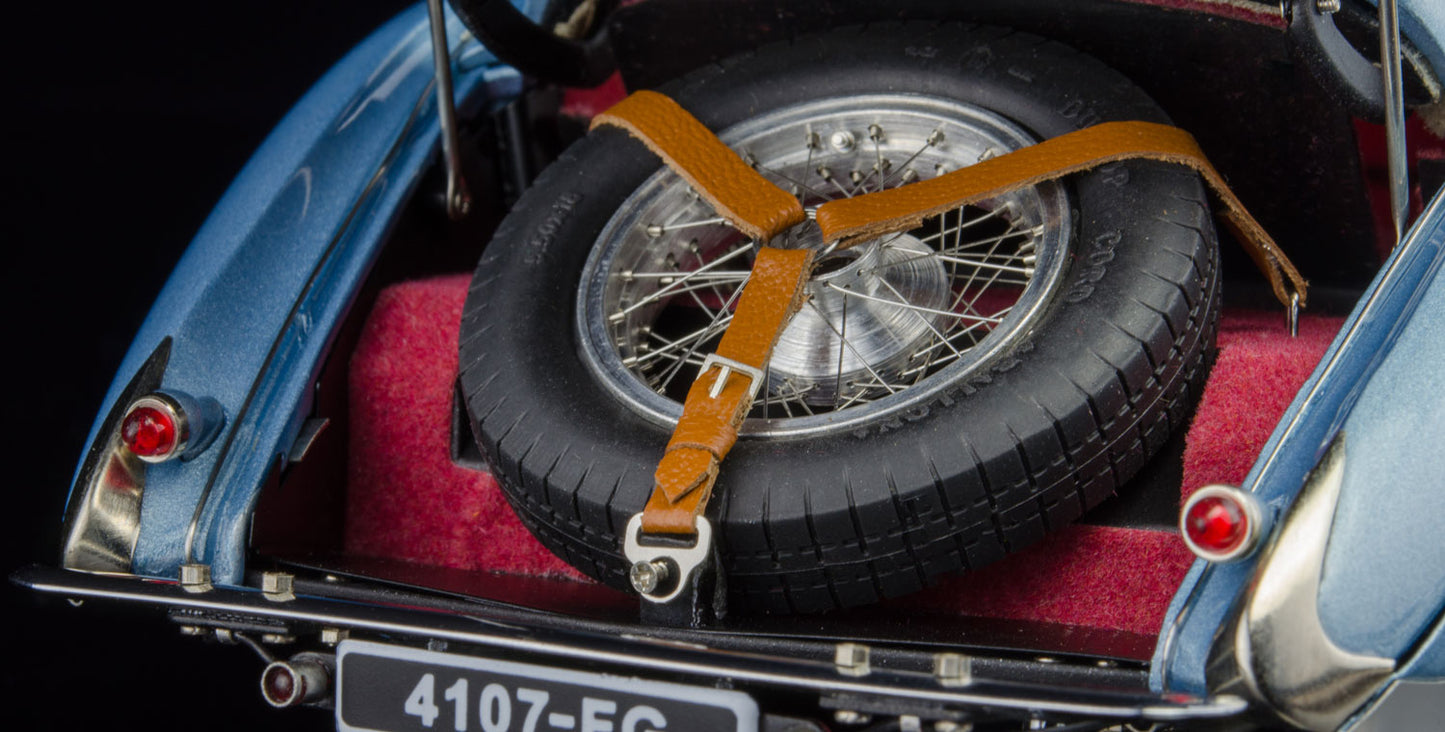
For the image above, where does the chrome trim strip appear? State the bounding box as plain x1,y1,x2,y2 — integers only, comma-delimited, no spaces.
1250,192,1445,502
1380,0,1410,244
1224,434,1395,730
59,444,146,572
14,566,1247,722
61,338,171,573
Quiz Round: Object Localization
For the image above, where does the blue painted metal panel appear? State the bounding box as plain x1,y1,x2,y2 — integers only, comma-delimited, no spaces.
1320,252,1445,657
1153,191,1445,694
66,2,538,586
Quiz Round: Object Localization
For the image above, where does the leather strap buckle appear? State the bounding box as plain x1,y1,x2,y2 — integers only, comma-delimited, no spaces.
699,353,764,402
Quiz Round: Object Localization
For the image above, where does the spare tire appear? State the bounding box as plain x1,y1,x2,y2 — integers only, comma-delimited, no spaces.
459,24,1220,613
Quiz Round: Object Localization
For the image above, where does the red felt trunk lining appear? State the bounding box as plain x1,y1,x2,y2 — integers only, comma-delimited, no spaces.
344,274,1341,635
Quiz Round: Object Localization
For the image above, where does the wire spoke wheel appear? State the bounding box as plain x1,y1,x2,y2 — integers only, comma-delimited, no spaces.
579,96,1071,436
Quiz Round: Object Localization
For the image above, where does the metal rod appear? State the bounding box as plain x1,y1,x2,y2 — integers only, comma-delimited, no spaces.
1379,0,1409,245
427,0,471,220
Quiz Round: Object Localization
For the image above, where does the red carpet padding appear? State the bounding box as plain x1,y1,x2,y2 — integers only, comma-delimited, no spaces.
344,276,1340,633
901,524,1195,634
345,274,583,580
1181,309,1344,501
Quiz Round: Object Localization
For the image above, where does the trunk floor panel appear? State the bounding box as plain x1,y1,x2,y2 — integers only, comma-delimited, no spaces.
339,273,1342,637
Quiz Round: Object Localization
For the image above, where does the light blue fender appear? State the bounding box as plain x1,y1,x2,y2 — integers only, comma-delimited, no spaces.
1153,189,1445,695
67,2,545,586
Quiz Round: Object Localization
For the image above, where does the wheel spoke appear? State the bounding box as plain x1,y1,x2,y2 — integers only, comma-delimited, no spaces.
952,216,1016,311
872,227,1035,274
833,294,848,410
686,244,730,319
876,277,965,361
623,271,750,282
930,254,1034,277
816,166,854,198
876,128,942,188
612,244,753,319
655,276,748,390
805,299,901,395
751,157,831,201
629,313,735,369
643,216,726,236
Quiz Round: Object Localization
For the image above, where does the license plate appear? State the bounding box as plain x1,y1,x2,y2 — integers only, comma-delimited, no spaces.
337,640,759,732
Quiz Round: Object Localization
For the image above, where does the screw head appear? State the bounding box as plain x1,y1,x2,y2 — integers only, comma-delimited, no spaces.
629,560,670,594
829,130,856,152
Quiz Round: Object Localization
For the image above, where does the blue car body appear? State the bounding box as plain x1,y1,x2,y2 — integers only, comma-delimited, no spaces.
71,3,533,586
24,0,1445,728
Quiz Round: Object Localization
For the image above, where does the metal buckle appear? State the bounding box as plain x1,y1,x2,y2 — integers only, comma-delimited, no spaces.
623,513,713,604
699,353,764,402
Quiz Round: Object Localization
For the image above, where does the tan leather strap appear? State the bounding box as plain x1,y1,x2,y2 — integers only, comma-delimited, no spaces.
591,90,807,243
642,246,814,534
815,120,1308,307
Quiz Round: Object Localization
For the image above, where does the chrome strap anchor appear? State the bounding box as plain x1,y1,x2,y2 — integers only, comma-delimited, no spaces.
623,513,714,604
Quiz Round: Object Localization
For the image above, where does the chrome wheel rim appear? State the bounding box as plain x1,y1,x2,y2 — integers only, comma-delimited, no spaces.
578,94,1072,438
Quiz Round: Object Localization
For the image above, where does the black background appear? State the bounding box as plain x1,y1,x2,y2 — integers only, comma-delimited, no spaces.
8,1,410,727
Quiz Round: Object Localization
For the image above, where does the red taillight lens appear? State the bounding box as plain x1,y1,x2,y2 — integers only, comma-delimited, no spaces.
261,663,298,706
1185,495,1246,552
260,658,329,708
120,406,176,458
1180,485,1262,562
118,395,189,462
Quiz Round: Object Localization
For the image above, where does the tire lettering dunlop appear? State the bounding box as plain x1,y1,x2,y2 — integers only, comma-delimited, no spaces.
1097,162,1130,188
524,192,582,265
1065,231,1121,302
1058,98,1102,129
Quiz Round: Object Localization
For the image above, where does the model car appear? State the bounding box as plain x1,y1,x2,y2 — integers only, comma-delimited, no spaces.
15,0,1445,729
